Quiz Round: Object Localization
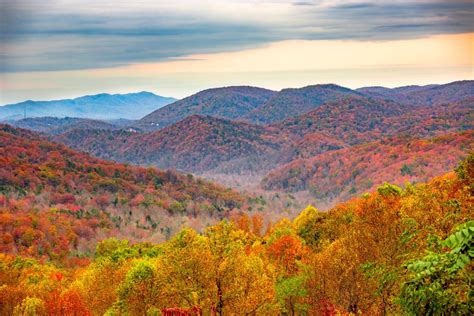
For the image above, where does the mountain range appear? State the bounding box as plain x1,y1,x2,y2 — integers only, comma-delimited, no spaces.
5,80,473,208
137,86,274,131
0,92,176,120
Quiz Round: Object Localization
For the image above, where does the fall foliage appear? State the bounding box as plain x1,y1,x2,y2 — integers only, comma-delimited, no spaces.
1,78,473,314
48,82,473,208
0,124,248,262
1,143,472,314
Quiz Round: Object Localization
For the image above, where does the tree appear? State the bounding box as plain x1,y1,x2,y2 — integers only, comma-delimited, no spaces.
398,221,474,315
205,221,275,315
74,258,129,315
293,205,327,249
13,297,47,316
156,229,215,310
117,260,159,315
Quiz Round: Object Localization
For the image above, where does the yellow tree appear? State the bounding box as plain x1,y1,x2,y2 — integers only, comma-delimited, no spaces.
205,221,275,315
73,257,130,315
156,228,215,310
307,232,378,314
116,260,160,315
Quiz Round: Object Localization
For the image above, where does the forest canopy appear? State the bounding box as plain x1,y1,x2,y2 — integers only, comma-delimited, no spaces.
1,154,472,315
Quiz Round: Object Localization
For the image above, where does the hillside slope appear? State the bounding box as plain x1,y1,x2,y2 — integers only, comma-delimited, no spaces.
0,124,247,260
138,86,275,131
273,94,408,144
54,115,287,174
244,84,362,124
262,131,473,203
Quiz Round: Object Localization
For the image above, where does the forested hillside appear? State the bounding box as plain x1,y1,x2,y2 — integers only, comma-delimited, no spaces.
2,0,472,313
0,125,248,262
1,155,472,315
263,131,473,200
138,86,275,131
45,81,473,207
1,81,472,315
53,115,287,174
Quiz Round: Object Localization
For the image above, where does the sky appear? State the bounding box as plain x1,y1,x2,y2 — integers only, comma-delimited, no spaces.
0,0,473,104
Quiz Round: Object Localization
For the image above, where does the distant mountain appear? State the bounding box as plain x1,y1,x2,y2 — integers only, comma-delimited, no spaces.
138,86,275,131
244,84,362,124
357,80,474,106
262,131,473,202
356,84,439,96
8,117,120,135
0,92,176,120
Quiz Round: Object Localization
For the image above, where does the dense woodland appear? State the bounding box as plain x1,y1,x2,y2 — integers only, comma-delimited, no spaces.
0,125,250,262
1,150,472,315
1,80,473,315
263,131,473,200
38,81,473,208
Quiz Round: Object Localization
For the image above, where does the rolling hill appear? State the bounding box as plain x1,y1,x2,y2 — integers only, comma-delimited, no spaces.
272,94,408,145
7,80,472,207
138,86,275,131
262,131,473,202
0,124,248,259
244,84,362,124
50,81,473,201
53,115,287,174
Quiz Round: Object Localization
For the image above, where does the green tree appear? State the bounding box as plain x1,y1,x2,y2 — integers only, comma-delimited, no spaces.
398,221,474,315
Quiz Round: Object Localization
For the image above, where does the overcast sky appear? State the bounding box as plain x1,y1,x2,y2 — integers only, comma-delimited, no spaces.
1,0,473,104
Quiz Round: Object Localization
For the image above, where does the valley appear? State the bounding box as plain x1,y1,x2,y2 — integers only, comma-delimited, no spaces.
2,0,473,313
1,80,472,315
6,80,471,209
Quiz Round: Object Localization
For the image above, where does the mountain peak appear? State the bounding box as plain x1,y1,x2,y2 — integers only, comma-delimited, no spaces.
137,86,275,131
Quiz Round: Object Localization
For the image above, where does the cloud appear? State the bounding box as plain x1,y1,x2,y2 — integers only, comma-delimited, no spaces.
1,32,472,104
0,0,473,73
331,2,375,9
292,1,317,6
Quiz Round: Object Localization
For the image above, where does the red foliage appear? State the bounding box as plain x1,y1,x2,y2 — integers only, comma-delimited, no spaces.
267,235,305,275
162,306,202,316
263,131,473,203
0,125,246,262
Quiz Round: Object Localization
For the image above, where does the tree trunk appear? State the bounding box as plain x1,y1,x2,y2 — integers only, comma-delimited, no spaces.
216,279,224,316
